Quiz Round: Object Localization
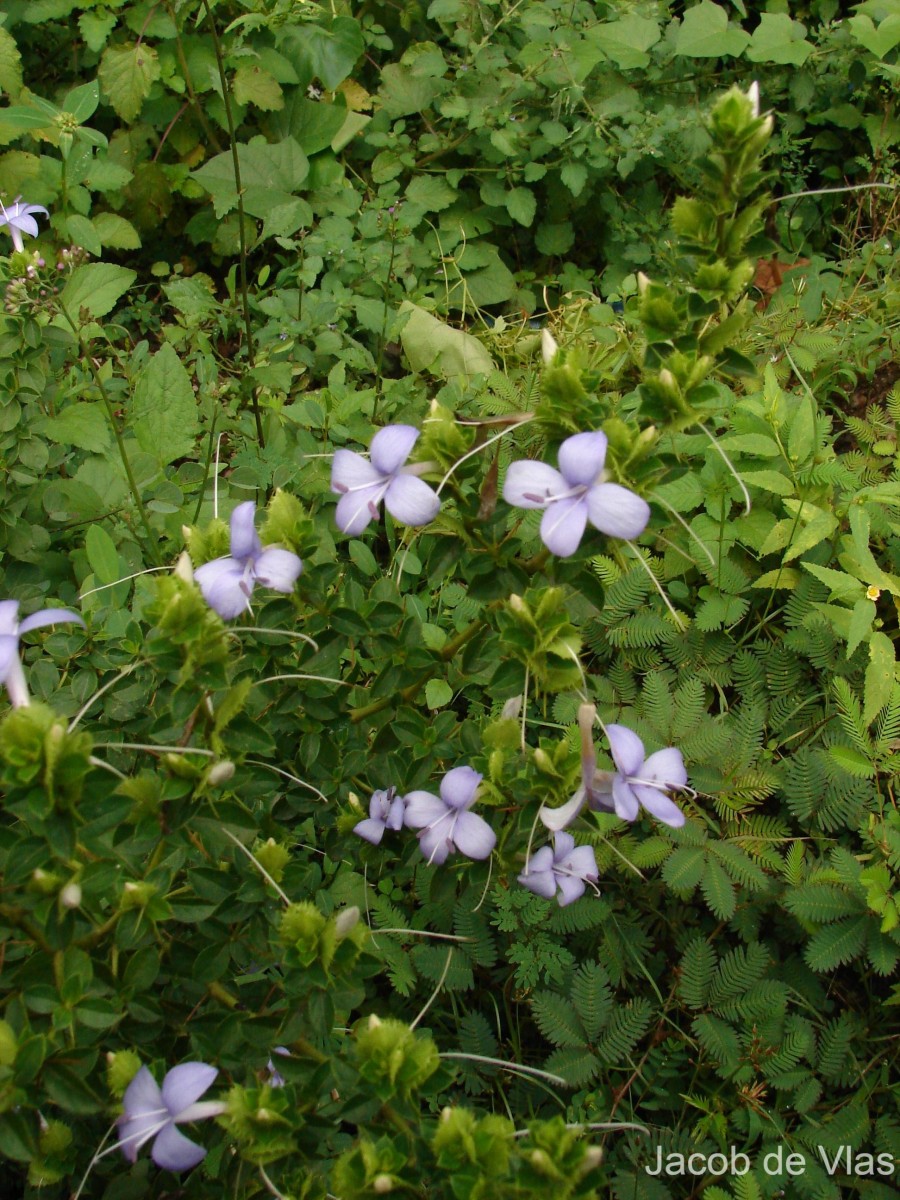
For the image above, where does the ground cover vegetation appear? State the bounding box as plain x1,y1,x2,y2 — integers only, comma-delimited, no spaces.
1,1,900,1198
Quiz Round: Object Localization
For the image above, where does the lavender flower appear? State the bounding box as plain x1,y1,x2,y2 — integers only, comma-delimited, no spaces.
118,1063,225,1171
0,197,49,253
330,425,440,535
404,766,496,866
266,1046,290,1088
354,786,406,845
541,705,686,831
503,431,649,556
518,832,599,906
0,600,84,709
194,502,302,620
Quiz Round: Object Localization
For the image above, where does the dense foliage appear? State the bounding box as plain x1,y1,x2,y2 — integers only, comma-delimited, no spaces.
1,3,900,1200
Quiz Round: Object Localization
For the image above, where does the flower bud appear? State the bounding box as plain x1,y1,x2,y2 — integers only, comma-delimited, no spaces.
373,1176,394,1194
500,695,523,721
334,905,360,939
206,760,235,787
636,271,650,296
173,551,194,583
60,881,82,909
747,81,760,118
541,328,559,364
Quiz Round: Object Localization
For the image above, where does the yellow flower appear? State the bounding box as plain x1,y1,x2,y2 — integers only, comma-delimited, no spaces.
867,585,881,601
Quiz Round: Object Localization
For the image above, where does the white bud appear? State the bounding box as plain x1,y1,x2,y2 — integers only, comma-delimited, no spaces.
181,525,192,543
636,271,650,296
334,905,360,939
60,882,82,909
500,695,523,721
367,1013,382,1030
747,81,760,118
373,1175,394,1194
173,551,194,583
206,760,235,787
582,1146,603,1171
541,327,559,364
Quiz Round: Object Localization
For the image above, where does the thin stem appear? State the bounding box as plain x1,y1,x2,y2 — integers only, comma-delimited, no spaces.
440,1052,566,1087
255,672,352,688
624,542,688,632
220,826,290,905
80,566,170,599
200,0,264,450
93,742,216,756
410,948,453,1030
698,423,751,515
58,301,162,565
511,1120,650,1138
245,758,329,803
69,665,136,731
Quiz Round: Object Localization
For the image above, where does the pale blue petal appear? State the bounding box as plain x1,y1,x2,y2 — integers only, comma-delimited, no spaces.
10,213,40,239
418,824,453,865
18,607,85,635
556,874,586,906
0,635,18,683
527,846,556,874
370,425,419,475
331,448,383,494
502,460,565,508
252,547,302,593
451,811,495,859
386,794,406,830
439,765,481,809
403,790,447,829
123,1066,164,1118
540,497,588,557
518,868,557,899
612,776,640,821
630,784,686,827
194,558,250,619
384,474,440,526
161,1063,217,1115
585,483,650,540
0,601,19,635
606,724,645,777
151,1122,207,1171
354,817,387,845
335,486,383,535
229,501,261,562
642,747,687,789
562,845,599,878
557,431,607,486
539,789,585,832
552,831,576,860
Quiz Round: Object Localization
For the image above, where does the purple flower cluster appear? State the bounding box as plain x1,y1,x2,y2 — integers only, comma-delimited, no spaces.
354,766,496,866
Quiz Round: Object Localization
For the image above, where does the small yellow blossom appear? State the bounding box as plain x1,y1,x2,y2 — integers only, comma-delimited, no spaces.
867,585,881,601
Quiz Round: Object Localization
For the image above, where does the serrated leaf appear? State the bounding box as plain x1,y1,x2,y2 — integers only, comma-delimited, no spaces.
92,211,141,249
33,403,112,453
66,214,102,257
130,343,199,465
99,42,161,122
864,631,895,723
849,12,900,58
0,26,23,97
560,161,587,198
506,186,536,227
60,263,136,320
405,175,457,211
232,63,284,111
662,846,705,891
79,11,117,54
847,598,876,659
742,469,794,496
675,2,750,58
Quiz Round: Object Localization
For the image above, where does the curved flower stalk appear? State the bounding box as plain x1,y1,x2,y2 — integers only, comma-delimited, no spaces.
118,1063,225,1171
331,424,440,535
0,600,85,708
354,786,407,845
518,832,599,906
194,502,302,620
503,430,650,556
541,704,687,831
0,197,48,252
404,766,496,865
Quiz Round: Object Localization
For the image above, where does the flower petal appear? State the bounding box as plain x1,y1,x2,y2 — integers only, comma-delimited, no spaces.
331,448,383,494
606,724,645,777
335,486,383,535
0,600,19,635
527,845,556,874
518,868,557,899
161,1063,218,1116
540,497,588,556
252,547,303,593
642,747,687,789
119,1067,166,1162
403,790,447,829
539,789,585,832
585,483,650,540
10,213,40,239
552,831,575,860
630,784,686,827
370,425,419,475
229,501,261,562
451,811,496,859
353,817,387,845
556,873,587,906
502,460,565,508
561,845,598,879
18,607,85,635
439,765,482,810
387,794,406,830
123,1066,164,1119
557,431,607,486
194,558,250,620
612,776,640,822
418,824,453,865
384,474,441,527
151,1122,208,1172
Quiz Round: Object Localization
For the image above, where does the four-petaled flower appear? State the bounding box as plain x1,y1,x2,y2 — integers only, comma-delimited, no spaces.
330,425,440,535
354,786,406,845
404,766,496,865
541,704,687,831
503,430,650,557
518,832,599,906
118,1063,225,1172
0,197,49,253
0,600,84,709
194,502,302,620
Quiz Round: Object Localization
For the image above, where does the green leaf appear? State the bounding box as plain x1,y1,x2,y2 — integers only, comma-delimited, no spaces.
400,302,494,385
506,186,536,227
405,175,457,211
79,11,117,54
586,14,661,70
745,13,813,65
98,42,161,122
232,63,284,112
285,17,364,91
675,2,750,58
92,211,141,249
0,26,23,97
379,61,446,117
62,80,100,124
847,598,876,659
66,213,102,257
192,138,309,220
60,263,136,320
787,395,816,464
700,858,736,919
827,746,875,778
742,469,794,496
130,343,199,466
864,631,895,724
849,12,900,59
85,525,119,583
33,403,112,454
661,846,705,890
425,679,453,709
560,162,587,198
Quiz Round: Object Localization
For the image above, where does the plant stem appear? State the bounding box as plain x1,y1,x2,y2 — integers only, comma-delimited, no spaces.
200,0,265,451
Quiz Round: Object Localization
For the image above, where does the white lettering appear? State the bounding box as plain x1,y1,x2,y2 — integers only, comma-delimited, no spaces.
645,1146,663,1176
877,1153,896,1176
707,1153,727,1175
817,1146,848,1175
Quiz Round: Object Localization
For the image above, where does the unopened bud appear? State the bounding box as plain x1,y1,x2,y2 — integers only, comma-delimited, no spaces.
637,271,650,296
367,1013,382,1030
207,760,235,787
747,81,760,118
173,551,194,583
582,1146,603,1171
541,327,559,364
334,905,360,938
60,882,82,909
508,594,527,614
500,695,523,721
373,1175,394,1194
659,368,676,390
